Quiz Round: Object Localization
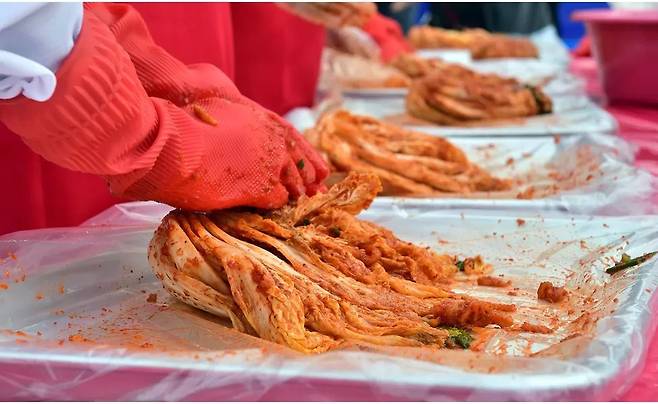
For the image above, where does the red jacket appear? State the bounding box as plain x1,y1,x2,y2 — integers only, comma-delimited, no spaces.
0,3,325,235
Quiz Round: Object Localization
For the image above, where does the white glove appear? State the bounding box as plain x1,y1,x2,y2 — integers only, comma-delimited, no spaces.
0,2,82,101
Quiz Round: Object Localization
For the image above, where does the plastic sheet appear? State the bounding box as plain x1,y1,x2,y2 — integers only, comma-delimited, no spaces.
373,133,656,215
1,202,658,400
340,93,617,137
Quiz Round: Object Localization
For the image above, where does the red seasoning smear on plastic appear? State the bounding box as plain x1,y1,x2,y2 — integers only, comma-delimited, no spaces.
470,328,497,352
58,284,65,294
516,186,535,200
68,334,93,343
0,283,8,290
8,252,16,260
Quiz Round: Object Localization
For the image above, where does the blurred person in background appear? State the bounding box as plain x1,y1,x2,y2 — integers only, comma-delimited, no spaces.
429,2,554,34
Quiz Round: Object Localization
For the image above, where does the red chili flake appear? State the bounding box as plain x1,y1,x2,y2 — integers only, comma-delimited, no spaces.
8,252,16,260
146,293,158,303
585,174,594,181
58,285,65,294
505,157,514,166
0,283,8,290
516,218,526,227
516,186,535,200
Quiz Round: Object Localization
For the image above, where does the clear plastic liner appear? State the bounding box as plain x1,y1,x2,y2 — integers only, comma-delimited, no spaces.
340,94,617,137
1,203,658,400
469,61,584,96
373,133,657,215
529,25,572,66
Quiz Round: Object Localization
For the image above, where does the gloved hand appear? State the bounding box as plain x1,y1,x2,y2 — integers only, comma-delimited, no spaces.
361,13,413,62
326,26,381,60
278,3,376,29
0,3,328,211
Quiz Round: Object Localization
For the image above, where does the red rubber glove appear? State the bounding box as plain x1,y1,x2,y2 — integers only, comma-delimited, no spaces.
362,13,413,62
0,4,328,212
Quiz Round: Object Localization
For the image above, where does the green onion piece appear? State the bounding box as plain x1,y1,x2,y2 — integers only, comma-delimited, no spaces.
328,227,341,237
621,253,631,264
442,327,473,349
606,251,657,275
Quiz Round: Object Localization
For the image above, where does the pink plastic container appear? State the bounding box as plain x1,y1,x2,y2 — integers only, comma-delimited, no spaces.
573,9,658,106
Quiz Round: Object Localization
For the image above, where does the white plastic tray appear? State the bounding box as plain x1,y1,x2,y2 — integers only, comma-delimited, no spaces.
0,206,657,400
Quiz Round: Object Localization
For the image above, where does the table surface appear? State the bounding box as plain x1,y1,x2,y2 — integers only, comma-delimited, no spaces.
570,57,658,401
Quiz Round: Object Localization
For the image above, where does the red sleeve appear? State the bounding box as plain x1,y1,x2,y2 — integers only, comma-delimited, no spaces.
0,4,327,212
230,3,326,115
362,13,413,62
128,3,235,81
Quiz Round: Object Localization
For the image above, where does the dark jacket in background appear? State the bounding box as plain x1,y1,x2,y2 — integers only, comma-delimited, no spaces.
429,2,553,34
